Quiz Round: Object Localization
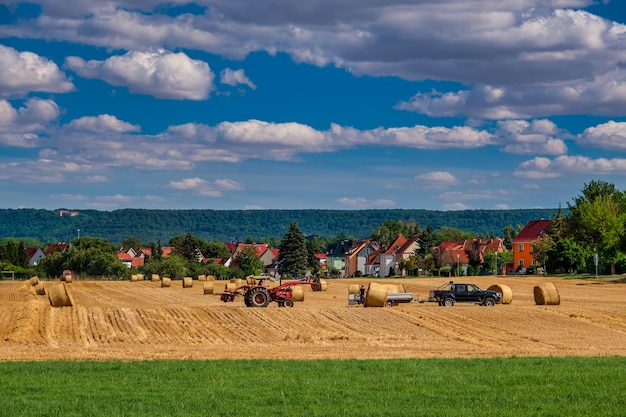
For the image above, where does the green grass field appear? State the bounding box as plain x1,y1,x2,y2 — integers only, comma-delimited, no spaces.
0,356,623,416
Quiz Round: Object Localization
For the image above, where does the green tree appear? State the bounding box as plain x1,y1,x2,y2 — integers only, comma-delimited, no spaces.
278,222,308,278
160,254,188,279
173,232,200,262
546,238,588,274
567,181,626,274
532,234,553,268
122,236,142,250
234,246,264,276
416,224,435,256
502,225,517,250
370,220,421,246
433,226,474,243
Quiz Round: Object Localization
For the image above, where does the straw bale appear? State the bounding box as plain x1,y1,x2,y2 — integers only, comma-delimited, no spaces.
64,274,72,283
29,276,39,286
534,282,560,305
151,274,160,282
364,282,388,307
48,283,74,307
198,274,207,282
225,282,237,291
130,274,138,282
311,279,328,291
35,283,46,296
348,284,361,294
161,277,171,288
231,278,246,288
488,284,513,304
137,274,145,281
246,275,255,285
203,282,214,294
291,285,305,302
206,275,216,281
182,277,194,288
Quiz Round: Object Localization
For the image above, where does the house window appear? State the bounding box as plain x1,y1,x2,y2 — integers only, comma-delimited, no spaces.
518,259,524,267
518,244,524,252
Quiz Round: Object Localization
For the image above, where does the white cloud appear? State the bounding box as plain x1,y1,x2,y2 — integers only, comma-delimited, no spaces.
416,171,458,187
168,177,244,197
578,121,626,150
0,45,74,98
0,98,60,147
497,119,568,155
65,50,215,100
67,114,140,133
220,68,256,89
514,155,626,179
337,197,395,208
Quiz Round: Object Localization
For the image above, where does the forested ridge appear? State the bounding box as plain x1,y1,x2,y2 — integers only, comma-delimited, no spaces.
0,208,560,244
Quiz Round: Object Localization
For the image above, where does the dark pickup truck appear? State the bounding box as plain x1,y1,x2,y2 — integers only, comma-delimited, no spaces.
429,281,502,307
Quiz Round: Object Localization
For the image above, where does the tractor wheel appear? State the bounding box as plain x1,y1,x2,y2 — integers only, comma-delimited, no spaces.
283,298,294,308
245,287,270,307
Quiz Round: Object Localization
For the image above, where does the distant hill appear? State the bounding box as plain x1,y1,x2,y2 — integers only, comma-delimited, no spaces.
0,208,561,245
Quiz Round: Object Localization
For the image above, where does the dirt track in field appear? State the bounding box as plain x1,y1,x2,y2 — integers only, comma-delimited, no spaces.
1,276,625,361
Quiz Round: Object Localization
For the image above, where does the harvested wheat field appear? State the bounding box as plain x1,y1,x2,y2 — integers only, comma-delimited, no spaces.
0,276,625,361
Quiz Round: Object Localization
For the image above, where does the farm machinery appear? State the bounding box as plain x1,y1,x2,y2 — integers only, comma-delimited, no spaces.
220,278,318,307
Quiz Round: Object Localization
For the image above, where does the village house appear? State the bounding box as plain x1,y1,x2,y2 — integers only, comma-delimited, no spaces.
513,219,551,271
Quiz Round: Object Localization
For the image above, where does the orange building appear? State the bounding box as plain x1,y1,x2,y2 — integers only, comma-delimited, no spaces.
512,219,551,270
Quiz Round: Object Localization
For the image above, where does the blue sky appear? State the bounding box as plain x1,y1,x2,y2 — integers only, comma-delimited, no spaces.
1,1,626,211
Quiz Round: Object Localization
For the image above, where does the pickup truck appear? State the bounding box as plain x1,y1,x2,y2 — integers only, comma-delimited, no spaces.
429,281,502,307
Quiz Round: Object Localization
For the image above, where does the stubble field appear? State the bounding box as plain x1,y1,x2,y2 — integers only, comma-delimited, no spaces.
1,276,625,361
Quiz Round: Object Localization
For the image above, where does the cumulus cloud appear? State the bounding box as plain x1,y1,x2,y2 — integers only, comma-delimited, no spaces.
514,155,626,179
67,114,141,133
168,177,244,197
416,171,458,187
0,98,60,147
497,119,568,155
0,45,74,98
65,50,215,100
337,197,395,208
220,68,256,89
578,121,626,150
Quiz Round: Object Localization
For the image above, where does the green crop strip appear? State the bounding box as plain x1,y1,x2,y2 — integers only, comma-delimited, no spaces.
0,356,623,416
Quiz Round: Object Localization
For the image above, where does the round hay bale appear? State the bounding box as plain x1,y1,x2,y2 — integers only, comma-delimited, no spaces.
161,277,171,288
364,282,388,307
348,284,361,294
35,283,46,296
225,282,237,291
203,282,214,294
29,276,40,286
488,284,513,304
291,285,305,302
231,278,246,288
130,274,138,282
206,275,216,281
137,273,145,281
534,282,560,305
312,279,328,291
182,277,194,288
48,283,74,307
64,274,72,283
151,274,160,282
198,274,207,282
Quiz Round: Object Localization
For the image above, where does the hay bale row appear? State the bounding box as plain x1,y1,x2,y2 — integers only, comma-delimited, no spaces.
161,277,171,288
311,279,328,292
203,281,227,294
48,283,74,307
534,282,560,305
488,284,513,304
182,277,193,288
29,276,39,286
35,283,46,295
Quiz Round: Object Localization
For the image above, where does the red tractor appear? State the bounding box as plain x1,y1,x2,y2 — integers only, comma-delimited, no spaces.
220,278,317,308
